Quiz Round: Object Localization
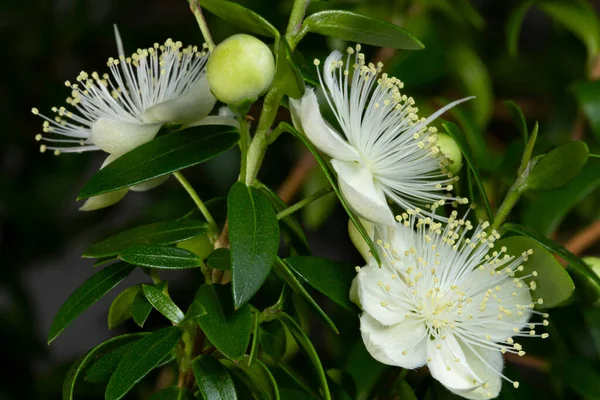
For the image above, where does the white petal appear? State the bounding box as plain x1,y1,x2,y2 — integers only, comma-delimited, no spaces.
360,313,427,369
427,334,503,400
129,175,170,192
142,76,217,124
349,276,361,308
180,115,240,131
90,118,162,156
332,159,395,226
357,260,409,326
290,89,359,162
348,218,374,261
79,155,128,211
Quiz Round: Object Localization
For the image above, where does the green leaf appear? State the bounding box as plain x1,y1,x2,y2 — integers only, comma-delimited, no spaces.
275,258,338,333
503,100,529,143
553,357,600,399
496,236,574,307
301,10,423,50
503,223,600,289
221,356,279,400
526,141,589,190
48,262,134,344
228,181,280,308
78,126,239,199
275,38,305,99
84,219,207,258
200,0,279,38
196,284,252,360
106,326,183,400
523,159,600,236
286,256,356,311
84,341,138,383
120,245,202,269
192,355,238,400
108,285,141,330
279,313,331,400
506,1,536,56
182,296,207,324
443,122,493,220
286,123,380,265
394,381,418,400
573,80,600,140
207,248,231,271
132,281,166,327
259,320,287,359
142,284,185,325
149,387,195,400
62,333,146,399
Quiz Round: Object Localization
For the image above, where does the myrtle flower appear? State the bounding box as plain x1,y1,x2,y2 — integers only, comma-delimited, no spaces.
350,211,548,400
290,46,472,226
31,26,220,210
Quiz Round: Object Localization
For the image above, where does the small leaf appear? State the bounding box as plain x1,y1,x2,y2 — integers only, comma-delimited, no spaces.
142,284,185,325
84,341,137,383
106,326,183,400
120,245,202,269
192,355,238,400
279,313,331,400
78,126,239,199
62,333,146,400
506,1,536,56
526,141,589,190
108,285,141,330
182,297,207,324
259,320,287,360
553,357,600,399
84,219,207,258
301,10,423,50
206,248,231,271
573,80,600,140
48,262,135,344
132,282,166,327
496,236,574,308
443,123,493,220
200,0,279,38
286,256,356,311
221,356,279,400
275,38,305,99
228,182,280,308
503,100,529,143
196,284,252,360
149,387,195,400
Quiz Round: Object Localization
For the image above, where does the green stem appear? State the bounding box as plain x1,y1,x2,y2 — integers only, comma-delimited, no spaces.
238,114,250,182
589,154,600,158
173,171,218,235
285,0,310,40
188,0,215,51
260,284,289,323
490,178,526,233
276,186,333,220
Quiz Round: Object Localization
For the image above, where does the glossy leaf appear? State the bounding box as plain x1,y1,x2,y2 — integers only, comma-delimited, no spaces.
275,38,305,99
526,141,589,190
192,355,238,400
443,123,493,220
260,320,287,360
106,326,183,400
196,284,252,360
149,387,195,400
201,0,279,38
84,341,137,383
132,282,166,327
301,10,423,50
221,356,279,400
78,126,239,199
182,296,207,324
228,182,280,308
573,80,600,140
108,285,141,330
48,262,135,344
279,313,331,400
506,1,536,56
496,236,574,307
286,256,356,311
206,248,231,271
120,245,202,269
503,223,600,288
142,284,185,325
84,219,207,258
63,333,145,400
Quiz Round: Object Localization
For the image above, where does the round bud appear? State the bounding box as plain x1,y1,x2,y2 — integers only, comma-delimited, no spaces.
206,34,275,105
436,133,463,174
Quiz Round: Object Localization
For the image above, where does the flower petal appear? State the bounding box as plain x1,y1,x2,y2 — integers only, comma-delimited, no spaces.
349,276,361,308
290,89,359,162
90,118,162,156
427,334,503,400
79,155,128,211
129,175,170,192
348,218,374,261
142,76,217,124
360,313,427,369
332,159,395,226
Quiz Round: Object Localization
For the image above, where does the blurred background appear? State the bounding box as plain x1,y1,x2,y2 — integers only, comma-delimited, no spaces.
3,0,600,399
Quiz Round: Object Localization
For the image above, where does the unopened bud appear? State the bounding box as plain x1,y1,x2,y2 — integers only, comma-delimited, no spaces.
436,133,463,174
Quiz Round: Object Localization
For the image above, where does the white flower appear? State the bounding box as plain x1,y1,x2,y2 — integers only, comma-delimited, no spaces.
31,26,222,210
351,211,548,399
290,46,472,226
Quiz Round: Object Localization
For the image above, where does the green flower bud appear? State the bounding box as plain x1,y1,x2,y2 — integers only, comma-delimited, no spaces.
436,133,463,174
206,34,275,105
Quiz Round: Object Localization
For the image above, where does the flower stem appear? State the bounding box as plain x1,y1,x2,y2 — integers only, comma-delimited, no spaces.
238,113,250,183
489,178,527,233
590,153,600,158
188,0,215,52
276,186,333,220
173,171,218,235
285,0,310,41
